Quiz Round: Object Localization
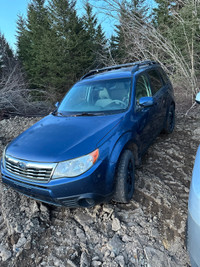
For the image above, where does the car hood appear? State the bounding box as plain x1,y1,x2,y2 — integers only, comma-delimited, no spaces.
6,113,124,162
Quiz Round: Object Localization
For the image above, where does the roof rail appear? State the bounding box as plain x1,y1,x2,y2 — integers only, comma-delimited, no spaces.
80,60,159,80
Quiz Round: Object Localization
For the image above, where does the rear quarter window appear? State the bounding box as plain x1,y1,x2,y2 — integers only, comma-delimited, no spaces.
159,68,170,85
148,69,163,95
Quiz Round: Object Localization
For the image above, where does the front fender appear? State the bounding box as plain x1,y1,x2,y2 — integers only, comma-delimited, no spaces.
110,132,133,164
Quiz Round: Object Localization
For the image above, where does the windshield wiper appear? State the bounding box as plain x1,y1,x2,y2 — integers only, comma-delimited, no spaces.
52,111,64,116
54,112,104,117
74,112,104,116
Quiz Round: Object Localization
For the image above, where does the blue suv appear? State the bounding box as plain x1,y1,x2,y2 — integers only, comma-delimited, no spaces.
0,61,175,207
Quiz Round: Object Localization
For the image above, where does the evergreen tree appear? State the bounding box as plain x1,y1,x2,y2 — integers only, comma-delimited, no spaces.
110,0,147,63
48,0,87,91
169,1,200,72
0,32,15,79
153,0,172,28
16,0,107,95
16,0,51,89
82,2,107,69
152,0,185,35
16,15,32,72
82,2,97,69
26,0,51,88
95,24,107,67
110,25,125,63
153,0,200,69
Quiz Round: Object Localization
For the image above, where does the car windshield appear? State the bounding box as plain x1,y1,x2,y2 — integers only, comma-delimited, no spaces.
57,78,132,115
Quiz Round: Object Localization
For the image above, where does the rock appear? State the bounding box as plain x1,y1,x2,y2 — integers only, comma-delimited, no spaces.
115,255,125,267
144,247,171,267
0,245,12,261
122,234,133,243
40,261,47,266
92,256,99,261
110,252,115,258
67,259,78,267
92,260,102,266
15,236,27,248
36,256,42,265
76,228,86,243
162,239,170,250
102,205,114,216
75,212,93,225
107,235,123,255
9,232,20,245
31,201,39,214
112,217,121,232
104,250,110,257
80,251,90,267
54,257,63,266
40,203,48,213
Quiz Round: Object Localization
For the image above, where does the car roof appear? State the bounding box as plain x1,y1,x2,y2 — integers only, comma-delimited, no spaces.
80,67,133,82
79,61,161,83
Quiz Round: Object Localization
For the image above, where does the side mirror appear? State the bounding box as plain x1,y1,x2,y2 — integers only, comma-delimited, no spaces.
196,92,200,104
139,97,154,107
55,102,60,109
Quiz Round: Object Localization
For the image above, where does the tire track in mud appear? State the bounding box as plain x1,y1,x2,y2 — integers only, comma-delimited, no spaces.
132,115,199,248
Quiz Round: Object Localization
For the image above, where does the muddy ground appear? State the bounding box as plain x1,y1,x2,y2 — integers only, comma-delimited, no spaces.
0,107,199,267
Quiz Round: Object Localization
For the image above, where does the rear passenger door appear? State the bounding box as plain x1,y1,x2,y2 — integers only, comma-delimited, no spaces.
147,69,165,134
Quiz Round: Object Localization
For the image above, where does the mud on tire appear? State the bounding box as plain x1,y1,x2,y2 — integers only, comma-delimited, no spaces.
163,104,175,134
113,149,135,203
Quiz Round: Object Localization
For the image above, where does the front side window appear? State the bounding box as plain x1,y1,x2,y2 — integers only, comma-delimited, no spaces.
135,74,152,102
57,78,132,115
148,69,163,95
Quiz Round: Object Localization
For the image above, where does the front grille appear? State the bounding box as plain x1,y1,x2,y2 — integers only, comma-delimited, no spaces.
5,156,56,183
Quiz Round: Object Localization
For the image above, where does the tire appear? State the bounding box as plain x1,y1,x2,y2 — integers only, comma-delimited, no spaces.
113,150,135,203
163,104,175,134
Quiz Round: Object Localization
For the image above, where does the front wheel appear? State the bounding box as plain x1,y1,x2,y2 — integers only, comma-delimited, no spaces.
163,104,175,134
112,150,135,203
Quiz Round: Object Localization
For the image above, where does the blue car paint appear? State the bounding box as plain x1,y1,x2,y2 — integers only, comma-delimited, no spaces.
188,146,200,267
6,113,124,162
0,63,175,207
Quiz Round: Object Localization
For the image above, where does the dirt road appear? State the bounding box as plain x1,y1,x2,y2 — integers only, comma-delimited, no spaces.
0,112,199,266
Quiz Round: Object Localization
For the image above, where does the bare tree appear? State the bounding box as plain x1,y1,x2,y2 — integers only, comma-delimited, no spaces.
95,0,200,100
0,63,53,117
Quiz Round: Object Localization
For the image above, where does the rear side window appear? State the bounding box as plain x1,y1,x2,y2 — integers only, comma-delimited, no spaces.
159,68,169,84
148,70,163,95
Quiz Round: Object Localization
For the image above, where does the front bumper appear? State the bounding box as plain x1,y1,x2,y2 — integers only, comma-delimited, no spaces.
1,158,114,207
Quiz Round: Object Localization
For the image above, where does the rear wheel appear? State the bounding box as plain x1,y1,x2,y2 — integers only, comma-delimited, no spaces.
113,150,135,203
163,104,175,134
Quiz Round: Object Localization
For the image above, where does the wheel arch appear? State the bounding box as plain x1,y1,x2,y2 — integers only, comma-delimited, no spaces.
110,132,139,166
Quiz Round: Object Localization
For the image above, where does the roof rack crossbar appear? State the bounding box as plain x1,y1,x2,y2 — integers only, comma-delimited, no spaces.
80,60,159,80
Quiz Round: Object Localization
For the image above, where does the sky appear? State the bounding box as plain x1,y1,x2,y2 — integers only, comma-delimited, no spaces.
0,0,155,52
0,0,116,52
0,0,30,50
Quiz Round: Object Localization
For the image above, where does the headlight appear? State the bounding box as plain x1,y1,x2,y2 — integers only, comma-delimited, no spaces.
2,147,6,168
52,149,99,179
